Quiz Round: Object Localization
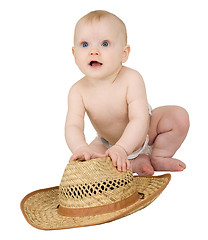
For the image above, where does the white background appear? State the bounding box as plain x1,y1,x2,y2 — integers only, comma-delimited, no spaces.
0,0,207,239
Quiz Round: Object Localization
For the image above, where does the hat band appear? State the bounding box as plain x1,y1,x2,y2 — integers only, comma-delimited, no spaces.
58,192,139,217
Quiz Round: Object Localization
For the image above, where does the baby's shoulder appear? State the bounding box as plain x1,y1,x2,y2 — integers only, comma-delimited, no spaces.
121,66,144,85
69,77,86,93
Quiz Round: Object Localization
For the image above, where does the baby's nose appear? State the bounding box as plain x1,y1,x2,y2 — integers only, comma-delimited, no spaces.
89,48,100,56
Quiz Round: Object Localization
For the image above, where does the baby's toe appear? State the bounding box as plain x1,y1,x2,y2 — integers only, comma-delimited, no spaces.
178,161,186,171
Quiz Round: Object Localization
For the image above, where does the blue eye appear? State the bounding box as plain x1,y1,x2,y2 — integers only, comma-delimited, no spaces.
102,41,110,47
82,42,88,47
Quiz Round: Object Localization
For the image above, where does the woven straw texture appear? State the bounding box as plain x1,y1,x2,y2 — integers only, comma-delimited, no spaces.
21,158,171,230
59,158,136,208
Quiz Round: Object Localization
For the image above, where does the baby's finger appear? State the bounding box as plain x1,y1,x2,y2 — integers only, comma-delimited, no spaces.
83,152,91,160
120,157,127,172
69,153,81,162
116,155,122,171
121,160,127,172
116,156,122,171
126,159,131,170
70,152,86,162
110,153,118,167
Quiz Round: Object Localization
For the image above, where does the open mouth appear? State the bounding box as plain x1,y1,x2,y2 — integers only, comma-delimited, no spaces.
89,61,103,67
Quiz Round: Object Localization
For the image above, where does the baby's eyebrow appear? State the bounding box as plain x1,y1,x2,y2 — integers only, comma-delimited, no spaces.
101,38,114,43
77,40,88,46
80,40,88,43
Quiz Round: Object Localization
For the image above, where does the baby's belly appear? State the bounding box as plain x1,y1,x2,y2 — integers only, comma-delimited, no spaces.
88,112,150,152
88,114,129,145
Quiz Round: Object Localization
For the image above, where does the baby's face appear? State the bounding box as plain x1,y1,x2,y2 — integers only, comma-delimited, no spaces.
73,17,129,80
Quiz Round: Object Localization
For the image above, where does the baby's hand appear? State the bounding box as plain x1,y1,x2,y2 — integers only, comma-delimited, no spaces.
105,145,130,172
69,146,106,162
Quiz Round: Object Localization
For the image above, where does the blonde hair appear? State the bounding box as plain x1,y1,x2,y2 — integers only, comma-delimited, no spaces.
74,10,127,44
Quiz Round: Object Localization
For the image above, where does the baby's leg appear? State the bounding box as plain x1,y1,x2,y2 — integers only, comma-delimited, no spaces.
89,137,108,154
149,106,190,171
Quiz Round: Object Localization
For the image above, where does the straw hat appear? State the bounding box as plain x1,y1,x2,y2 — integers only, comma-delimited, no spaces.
21,157,171,230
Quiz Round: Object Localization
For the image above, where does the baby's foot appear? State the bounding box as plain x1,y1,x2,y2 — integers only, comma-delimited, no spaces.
129,154,154,176
151,157,186,172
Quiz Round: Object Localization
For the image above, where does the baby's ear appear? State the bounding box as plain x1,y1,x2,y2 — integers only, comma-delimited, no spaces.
72,47,75,56
122,45,130,63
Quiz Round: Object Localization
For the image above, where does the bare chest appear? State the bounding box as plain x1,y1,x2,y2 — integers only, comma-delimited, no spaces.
82,86,128,126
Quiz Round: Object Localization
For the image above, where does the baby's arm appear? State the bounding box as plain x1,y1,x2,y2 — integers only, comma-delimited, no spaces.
65,84,105,161
116,73,149,154
106,73,149,170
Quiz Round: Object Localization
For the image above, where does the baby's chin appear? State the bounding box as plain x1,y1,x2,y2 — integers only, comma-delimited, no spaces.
80,64,123,81
82,68,106,80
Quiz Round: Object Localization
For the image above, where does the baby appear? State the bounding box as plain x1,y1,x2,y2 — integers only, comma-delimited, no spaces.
65,10,189,175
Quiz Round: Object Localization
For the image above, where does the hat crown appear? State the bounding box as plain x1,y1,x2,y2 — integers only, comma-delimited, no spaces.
59,157,137,209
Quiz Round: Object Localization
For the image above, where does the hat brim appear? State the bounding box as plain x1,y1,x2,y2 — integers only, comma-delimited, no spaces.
21,174,171,230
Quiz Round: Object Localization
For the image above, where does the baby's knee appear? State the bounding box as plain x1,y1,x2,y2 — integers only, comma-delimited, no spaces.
172,106,190,135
